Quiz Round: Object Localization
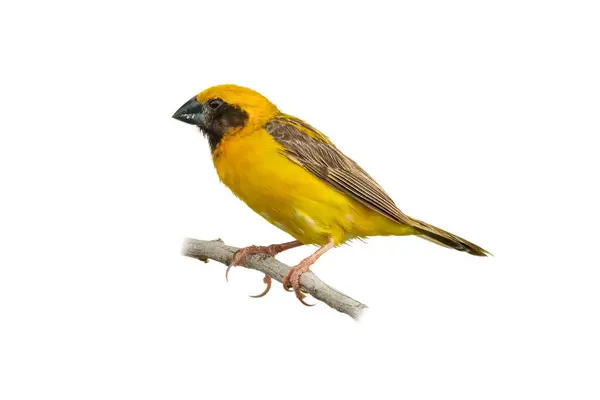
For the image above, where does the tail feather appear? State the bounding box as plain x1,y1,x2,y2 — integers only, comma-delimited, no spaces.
410,218,490,257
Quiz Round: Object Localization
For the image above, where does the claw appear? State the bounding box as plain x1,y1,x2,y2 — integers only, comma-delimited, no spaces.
225,264,233,282
249,274,272,298
296,291,315,307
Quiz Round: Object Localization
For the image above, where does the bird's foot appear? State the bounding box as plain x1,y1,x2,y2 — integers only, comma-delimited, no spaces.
226,241,302,298
282,260,315,307
281,238,334,307
230,245,278,268
226,245,277,297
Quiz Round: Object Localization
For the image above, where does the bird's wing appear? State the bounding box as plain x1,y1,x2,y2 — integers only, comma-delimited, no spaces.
264,115,413,226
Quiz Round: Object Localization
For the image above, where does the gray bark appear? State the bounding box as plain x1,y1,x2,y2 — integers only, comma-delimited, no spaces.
182,238,368,320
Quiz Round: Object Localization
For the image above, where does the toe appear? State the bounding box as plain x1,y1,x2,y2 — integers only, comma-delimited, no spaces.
292,282,314,306
282,275,293,292
249,274,272,298
296,291,315,307
231,251,245,266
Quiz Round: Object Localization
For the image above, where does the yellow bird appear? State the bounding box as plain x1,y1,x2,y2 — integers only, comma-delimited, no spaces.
173,84,489,305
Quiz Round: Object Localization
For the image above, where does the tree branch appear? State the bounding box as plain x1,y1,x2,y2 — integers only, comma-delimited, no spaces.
182,238,368,320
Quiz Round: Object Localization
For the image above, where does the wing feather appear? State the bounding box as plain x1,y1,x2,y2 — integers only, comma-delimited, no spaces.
264,116,412,226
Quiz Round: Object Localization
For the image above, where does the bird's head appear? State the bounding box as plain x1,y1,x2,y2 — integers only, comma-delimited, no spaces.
172,84,279,151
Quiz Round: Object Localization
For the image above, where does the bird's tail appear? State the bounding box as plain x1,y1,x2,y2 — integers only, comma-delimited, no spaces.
410,218,490,256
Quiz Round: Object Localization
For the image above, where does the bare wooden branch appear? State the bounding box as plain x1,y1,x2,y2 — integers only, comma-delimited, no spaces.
182,238,368,320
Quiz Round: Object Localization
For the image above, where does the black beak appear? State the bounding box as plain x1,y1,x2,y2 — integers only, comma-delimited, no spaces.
172,97,205,126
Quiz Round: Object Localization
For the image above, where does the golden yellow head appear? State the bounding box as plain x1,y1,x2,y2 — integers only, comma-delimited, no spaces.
196,85,279,121
172,84,279,151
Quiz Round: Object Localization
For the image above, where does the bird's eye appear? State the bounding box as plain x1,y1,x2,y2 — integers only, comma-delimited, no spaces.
208,99,223,110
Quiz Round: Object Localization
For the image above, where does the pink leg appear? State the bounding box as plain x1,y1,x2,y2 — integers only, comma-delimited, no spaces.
282,238,335,306
226,240,303,298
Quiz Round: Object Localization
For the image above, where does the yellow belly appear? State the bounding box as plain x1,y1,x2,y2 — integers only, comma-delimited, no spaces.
213,129,414,245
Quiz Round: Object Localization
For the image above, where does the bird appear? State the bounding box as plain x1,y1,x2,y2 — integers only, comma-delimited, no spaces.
173,84,489,305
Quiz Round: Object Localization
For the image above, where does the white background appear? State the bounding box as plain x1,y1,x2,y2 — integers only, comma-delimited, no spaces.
1,0,599,399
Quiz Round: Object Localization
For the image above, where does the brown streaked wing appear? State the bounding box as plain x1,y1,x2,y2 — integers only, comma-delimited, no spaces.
264,116,412,226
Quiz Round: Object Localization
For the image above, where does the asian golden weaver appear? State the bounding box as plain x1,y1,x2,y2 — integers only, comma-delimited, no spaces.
173,84,489,305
